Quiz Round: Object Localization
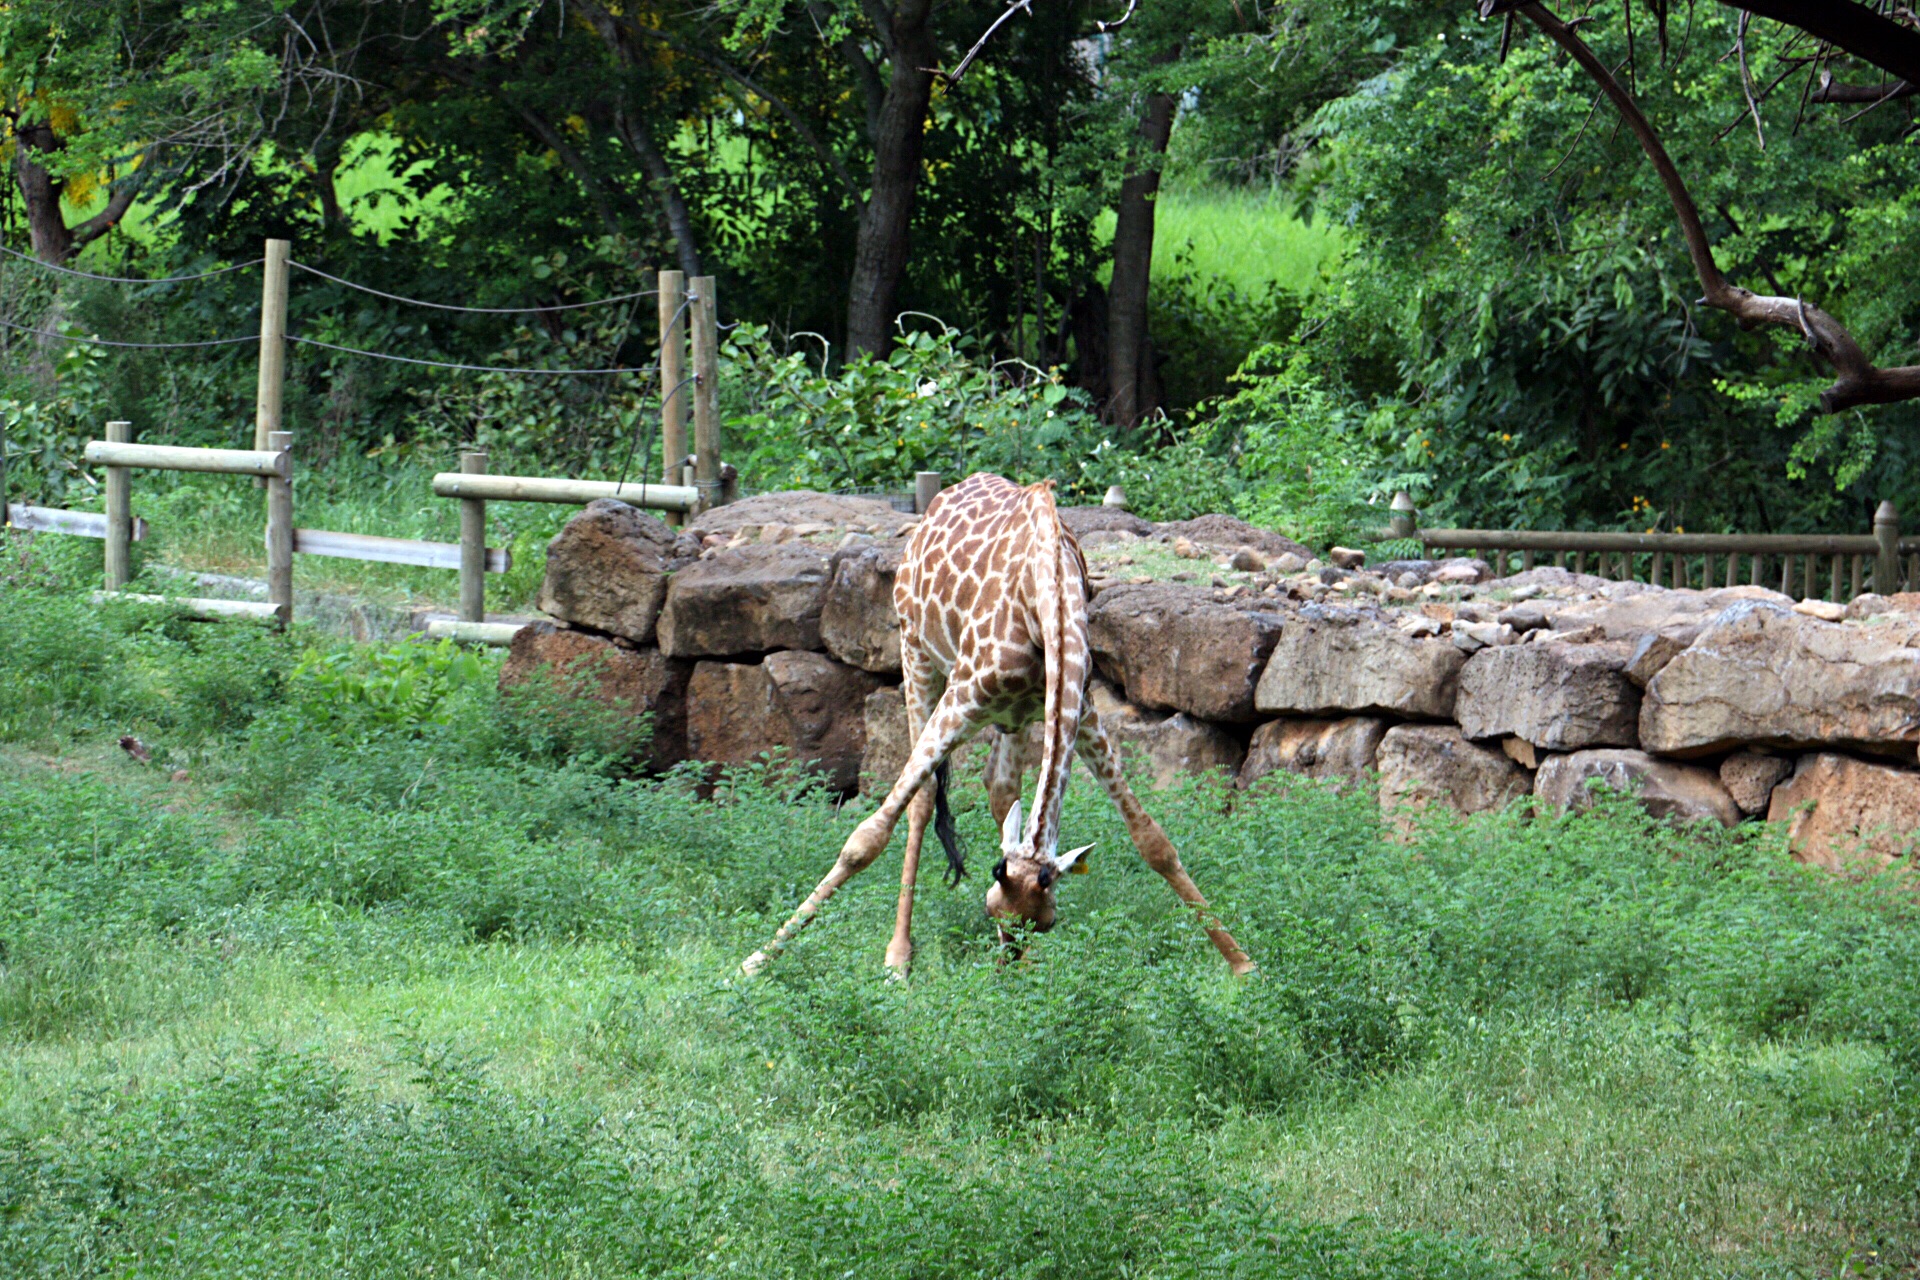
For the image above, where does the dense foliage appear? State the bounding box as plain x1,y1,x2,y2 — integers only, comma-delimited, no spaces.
0,2,1915,544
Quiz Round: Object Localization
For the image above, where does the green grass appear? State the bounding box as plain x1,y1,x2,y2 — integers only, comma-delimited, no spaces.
1095,187,1344,297
3,551,1920,1277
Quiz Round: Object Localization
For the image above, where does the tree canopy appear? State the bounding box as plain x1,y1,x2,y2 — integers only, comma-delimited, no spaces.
0,0,1915,538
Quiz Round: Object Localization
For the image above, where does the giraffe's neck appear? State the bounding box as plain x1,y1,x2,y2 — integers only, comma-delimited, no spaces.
1018,488,1089,861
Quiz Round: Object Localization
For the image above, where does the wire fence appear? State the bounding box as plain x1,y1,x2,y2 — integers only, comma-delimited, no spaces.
0,241,689,378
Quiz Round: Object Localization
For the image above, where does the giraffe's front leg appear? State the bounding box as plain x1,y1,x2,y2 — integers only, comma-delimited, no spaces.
742,688,980,975
1074,709,1256,977
884,782,935,976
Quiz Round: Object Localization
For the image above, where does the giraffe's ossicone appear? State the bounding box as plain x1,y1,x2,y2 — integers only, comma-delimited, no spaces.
740,474,1255,977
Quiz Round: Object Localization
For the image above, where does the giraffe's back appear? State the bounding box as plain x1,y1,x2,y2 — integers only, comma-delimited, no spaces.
895,474,1087,714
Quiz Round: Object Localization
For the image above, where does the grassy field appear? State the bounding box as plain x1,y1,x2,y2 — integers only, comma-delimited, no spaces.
1094,187,1343,296
4,534,1920,1278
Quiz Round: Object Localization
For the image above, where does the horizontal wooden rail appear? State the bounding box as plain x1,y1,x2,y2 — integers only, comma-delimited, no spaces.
1421,528,1920,555
430,471,698,512
6,503,147,541
83,440,290,479
93,591,282,621
425,619,525,645
292,527,509,573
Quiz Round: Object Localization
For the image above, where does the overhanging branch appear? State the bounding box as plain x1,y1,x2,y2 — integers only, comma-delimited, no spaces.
1505,2,1920,414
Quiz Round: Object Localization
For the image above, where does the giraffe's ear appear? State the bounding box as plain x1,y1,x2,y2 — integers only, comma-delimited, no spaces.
999,800,1024,853
1055,843,1094,875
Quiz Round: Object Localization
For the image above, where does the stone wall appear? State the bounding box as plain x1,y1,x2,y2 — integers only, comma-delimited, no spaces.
502,491,1920,873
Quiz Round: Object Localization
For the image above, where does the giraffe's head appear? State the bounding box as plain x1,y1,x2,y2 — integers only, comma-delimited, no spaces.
984,800,1091,938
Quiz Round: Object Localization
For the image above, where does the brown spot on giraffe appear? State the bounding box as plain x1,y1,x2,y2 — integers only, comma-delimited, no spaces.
740,473,1256,978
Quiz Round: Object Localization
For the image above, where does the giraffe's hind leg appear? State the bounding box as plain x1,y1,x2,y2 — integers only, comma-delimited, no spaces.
1074,706,1256,976
743,684,982,975
985,727,1027,829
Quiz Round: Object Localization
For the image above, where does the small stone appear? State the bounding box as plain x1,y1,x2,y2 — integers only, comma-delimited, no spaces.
1229,546,1267,572
1305,558,1326,573
1329,546,1366,570
1501,737,1540,769
1451,621,1513,652
1792,598,1847,622
1846,593,1892,620
1211,576,1230,589
1102,484,1128,510
1397,614,1442,638
1170,572,1196,583
1385,587,1416,604
170,769,191,783
1508,584,1544,603
1396,572,1422,590
1719,750,1791,815
1274,552,1308,575
1433,563,1484,584
1172,536,1201,559
1318,566,1350,585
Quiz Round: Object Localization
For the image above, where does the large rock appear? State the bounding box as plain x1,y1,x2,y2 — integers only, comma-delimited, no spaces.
1088,583,1287,722
536,500,680,642
685,651,885,792
859,688,1035,797
1087,681,1243,790
1154,514,1311,563
1535,749,1739,827
821,541,904,674
1256,604,1466,720
1059,505,1154,539
1239,716,1388,790
1376,724,1531,826
860,686,914,797
1640,601,1920,757
1455,640,1640,750
657,542,832,658
1767,753,1920,871
1720,750,1792,816
497,623,690,771
686,490,915,539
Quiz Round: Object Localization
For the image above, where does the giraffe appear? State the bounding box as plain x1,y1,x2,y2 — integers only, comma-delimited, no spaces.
741,473,1256,977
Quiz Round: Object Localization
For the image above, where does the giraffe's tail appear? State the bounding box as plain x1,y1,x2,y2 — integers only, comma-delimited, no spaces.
932,758,965,886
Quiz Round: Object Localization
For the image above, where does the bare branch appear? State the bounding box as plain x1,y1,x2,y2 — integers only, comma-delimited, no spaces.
929,0,1035,87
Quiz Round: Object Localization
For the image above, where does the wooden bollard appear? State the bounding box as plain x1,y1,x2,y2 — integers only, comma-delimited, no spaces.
253,239,289,487
459,451,488,624
1874,501,1899,596
104,420,132,589
915,471,942,515
266,431,293,626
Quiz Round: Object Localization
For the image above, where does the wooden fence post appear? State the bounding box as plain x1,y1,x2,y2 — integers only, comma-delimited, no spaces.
103,420,132,589
1388,491,1417,540
690,275,721,510
915,471,942,514
657,270,687,526
266,431,293,627
459,450,488,624
1874,501,1899,595
254,240,290,485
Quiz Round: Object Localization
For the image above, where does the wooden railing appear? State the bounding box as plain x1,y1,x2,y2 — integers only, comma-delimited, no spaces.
1387,493,1916,602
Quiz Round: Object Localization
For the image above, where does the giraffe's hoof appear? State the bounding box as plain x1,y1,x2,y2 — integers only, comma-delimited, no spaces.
883,941,912,978
740,950,771,976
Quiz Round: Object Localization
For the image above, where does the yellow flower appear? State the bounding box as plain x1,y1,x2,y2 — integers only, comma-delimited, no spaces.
1619,442,1630,451
1660,441,1670,449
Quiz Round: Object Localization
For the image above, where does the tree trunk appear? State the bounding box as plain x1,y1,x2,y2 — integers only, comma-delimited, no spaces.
1105,89,1176,430
16,125,74,265
617,110,703,281
845,0,936,359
